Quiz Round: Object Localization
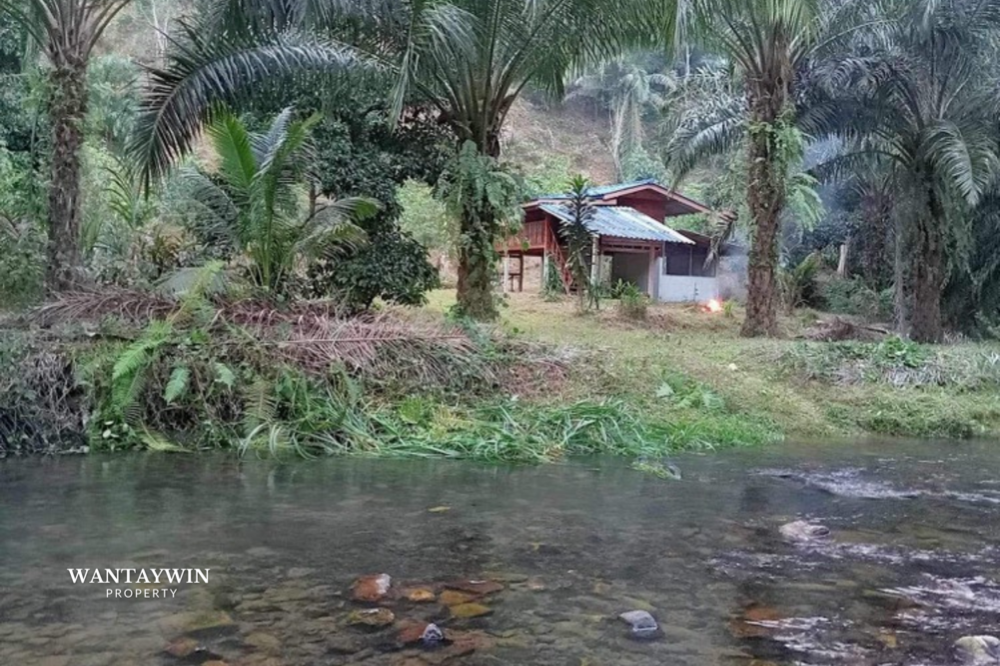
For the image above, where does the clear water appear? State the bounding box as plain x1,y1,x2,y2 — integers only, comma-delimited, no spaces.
1,439,999,665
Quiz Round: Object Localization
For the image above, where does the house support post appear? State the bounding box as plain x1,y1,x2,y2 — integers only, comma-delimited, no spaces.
541,247,549,293
502,251,510,293
648,244,660,303
590,236,601,287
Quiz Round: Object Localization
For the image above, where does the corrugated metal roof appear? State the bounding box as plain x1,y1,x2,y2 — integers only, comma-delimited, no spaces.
537,178,659,200
540,204,694,244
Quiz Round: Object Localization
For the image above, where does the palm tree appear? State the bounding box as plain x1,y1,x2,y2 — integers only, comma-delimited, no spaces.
670,0,832,337
130,0,676,320
186,108,373,295
0,0,134,292
812,0,1000,342
568,58,675,178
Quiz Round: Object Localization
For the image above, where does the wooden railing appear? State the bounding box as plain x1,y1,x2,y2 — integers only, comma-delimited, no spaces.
544,223,573,293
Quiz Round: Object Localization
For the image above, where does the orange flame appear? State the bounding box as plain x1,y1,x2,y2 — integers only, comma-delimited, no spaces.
706,299,723,313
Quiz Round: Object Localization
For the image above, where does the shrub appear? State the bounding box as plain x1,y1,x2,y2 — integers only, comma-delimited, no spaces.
0,219,45,309
821,277,893,321
778,253,821,311
616,280,648,320
306,223,441,311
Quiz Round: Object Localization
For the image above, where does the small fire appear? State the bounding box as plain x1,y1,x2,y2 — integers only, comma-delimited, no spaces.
705,298,723,313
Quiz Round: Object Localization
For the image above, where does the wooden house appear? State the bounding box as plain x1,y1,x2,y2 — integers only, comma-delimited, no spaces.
501,179,736,302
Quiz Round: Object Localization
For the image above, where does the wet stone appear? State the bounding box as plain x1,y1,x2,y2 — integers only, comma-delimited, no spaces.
444,579,504,596
403,587,436,603
398,622,446,647
619,610,659,638
347,607,396,629
449,602,492,619
779,520,832,544
954,635,1000,664
439,590,478,607
352,574,392,603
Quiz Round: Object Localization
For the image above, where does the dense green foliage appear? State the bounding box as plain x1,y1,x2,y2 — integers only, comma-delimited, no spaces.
7,0,1000,461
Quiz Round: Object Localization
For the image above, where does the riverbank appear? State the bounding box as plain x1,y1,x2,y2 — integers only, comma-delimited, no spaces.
424,290,1000,443
3,289,999,460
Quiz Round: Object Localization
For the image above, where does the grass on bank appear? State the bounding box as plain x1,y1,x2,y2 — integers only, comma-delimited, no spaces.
0,288,775,462
5,287,1000,462
424,290,1000,442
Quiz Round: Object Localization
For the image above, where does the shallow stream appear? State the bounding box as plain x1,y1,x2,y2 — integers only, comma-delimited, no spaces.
2,439,999,665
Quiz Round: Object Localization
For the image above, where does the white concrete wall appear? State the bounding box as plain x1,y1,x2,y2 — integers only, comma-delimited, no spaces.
655,259,719,302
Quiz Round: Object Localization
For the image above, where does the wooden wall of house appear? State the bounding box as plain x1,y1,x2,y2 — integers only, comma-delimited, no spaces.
613,193,668,222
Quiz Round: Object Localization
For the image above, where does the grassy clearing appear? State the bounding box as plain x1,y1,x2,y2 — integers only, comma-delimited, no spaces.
425,290,1000,442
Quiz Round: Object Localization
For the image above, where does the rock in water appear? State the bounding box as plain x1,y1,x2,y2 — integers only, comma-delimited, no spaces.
954,635,1000,664
422,623,445,646
351,573,392,602
779,520,831,544
619,610,659,638
347,608,395,628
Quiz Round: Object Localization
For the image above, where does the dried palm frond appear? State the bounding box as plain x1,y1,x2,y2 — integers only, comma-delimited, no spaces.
29,288,179,327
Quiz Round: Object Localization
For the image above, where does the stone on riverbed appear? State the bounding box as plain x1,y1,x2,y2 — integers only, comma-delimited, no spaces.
347,608,395,629
618,610,659,638
351,574,392,602
399,622,447,647
779,520,831,544
954,635,1000,664
450,602,493,619
444,579,504,596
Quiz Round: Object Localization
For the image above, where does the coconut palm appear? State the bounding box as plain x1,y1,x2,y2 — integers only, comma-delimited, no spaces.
130,0,677,320
0,0,134,291
812,0,1000,342
185,108,373,295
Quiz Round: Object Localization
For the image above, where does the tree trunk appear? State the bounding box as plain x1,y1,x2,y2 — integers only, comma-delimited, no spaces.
893,211,911,336
741,80,789,338
859,187,892,290
45,54,89,293
909,182,945,342
454,131,503,320
455,204,499,320
836,241,849,277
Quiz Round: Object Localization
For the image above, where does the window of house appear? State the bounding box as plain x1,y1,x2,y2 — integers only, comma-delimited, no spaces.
663,244,717,277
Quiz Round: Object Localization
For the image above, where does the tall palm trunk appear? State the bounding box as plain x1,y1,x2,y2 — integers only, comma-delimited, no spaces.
456,203,499,320
45,50,89,292
909,180,945,342
741,77,789,338
455,128,503,320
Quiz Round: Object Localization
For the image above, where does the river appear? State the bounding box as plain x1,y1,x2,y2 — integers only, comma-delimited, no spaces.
1,439,998,665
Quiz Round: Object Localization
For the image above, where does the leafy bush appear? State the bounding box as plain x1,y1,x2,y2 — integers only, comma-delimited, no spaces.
616,280,648,320
306,222,441,310
778,252,821,311
0,219,45,309
184,109,374,297
821,277,893,321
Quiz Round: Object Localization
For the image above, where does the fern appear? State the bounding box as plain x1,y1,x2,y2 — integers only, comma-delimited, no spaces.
164,366,190,404
241,378,277,436
214,362,236,389
140,427,191,453
110,320,173,422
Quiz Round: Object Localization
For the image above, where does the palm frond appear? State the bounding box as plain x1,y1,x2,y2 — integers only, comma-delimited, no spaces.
131,25,374,186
